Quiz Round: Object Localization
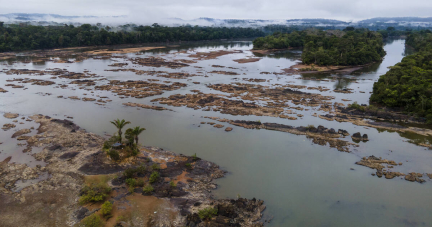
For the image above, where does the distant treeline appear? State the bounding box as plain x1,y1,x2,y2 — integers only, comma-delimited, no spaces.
370,30,432,122
0,23,265,52
263,25,417,37
253,28,386,66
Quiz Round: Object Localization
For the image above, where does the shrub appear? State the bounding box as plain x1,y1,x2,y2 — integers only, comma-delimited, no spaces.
136,179,145,187
125,178,136,187
185,163,192,169
198,207,218,220
151,163,160,170
123,168,137,179
106,149,120,161
101,201,113,218
136,165,147,174
192,153,198,161
149,171,160,184
349,102,365,111
306,125,316,130
143,184,154,194
79,182,111,205
169,181,176,188
80,213,103,227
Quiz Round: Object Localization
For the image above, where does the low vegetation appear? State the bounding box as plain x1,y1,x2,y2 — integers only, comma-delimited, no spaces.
149,171,160,184
101,201,113,218
79,176,112,205
143,184,154,194
198,207,218,220
80,213,104,227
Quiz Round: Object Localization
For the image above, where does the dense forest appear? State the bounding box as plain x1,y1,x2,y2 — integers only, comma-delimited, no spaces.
253,28,386,66
370,30,432,122
0,23,265,52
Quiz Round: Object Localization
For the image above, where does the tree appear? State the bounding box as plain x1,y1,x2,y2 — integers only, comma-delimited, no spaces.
110,119,130,143
131,126,146,145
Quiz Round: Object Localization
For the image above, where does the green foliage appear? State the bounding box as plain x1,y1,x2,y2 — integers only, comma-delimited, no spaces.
79,182,111,205
253,29,386,66
110,119,131,143
123,168,137,179
348,102,365,111
124,128,135,146
151,163,160,170
131,126,146,146
80,213,103,227
149,171,160,184
143,184,154,194
0,24,265,52
136,179,145,187
192,153,198,161
125,178,137,187
106,149,120,161
197,207,218,220
370,32,432,123
123,165,146,179
101,201,113,218
169,181,177,188
185,163,192,169
306,125,316,130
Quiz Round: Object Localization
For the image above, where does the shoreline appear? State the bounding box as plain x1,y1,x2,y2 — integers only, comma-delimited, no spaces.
0,114,267,226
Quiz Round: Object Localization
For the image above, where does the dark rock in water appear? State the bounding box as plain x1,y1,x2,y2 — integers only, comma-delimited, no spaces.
376,171,383,178
352,132,362,138
328,128,336,134
338,129,350,136
362,134,369,141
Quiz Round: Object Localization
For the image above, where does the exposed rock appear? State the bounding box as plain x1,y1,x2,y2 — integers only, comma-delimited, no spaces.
11,129,31,138
4,113,19,119
225,127,233,132
2,124,16,130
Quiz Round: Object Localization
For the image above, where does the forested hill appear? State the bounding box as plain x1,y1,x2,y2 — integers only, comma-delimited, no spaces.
253,29,386,66
0,23,265,52
370,30,432,123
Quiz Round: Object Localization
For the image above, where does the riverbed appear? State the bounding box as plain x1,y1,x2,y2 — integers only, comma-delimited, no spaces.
1,39,431,227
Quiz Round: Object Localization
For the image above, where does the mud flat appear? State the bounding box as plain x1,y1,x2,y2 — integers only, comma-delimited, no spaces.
0,115,266,226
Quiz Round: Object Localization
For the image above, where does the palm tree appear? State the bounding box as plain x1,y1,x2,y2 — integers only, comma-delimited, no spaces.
131,126,146,145
110,119,130,143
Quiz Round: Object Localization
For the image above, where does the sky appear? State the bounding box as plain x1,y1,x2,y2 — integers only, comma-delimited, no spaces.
0,0,431,23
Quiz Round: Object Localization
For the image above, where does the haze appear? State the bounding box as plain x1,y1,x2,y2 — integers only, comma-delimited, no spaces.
1,0,432,23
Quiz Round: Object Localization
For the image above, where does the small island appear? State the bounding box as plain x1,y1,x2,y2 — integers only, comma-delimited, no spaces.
252,28,386,73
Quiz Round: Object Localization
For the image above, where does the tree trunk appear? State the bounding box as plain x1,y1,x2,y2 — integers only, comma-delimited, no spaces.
135,136,138,146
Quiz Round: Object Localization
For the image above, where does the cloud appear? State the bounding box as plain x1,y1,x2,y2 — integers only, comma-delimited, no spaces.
1,0,432,24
